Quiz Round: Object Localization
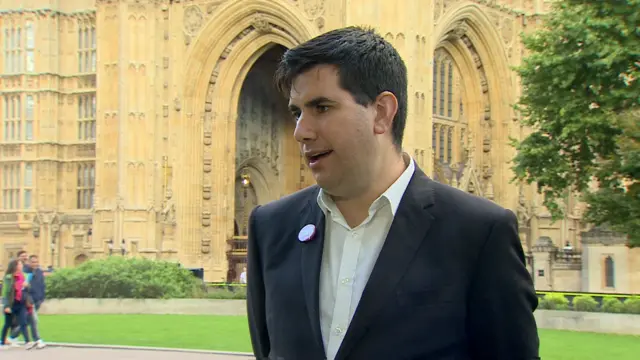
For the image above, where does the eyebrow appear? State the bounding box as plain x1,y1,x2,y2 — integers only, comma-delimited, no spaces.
288,96,335,112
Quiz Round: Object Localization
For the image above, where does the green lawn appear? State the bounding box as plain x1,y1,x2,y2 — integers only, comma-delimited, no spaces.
37,314,640,359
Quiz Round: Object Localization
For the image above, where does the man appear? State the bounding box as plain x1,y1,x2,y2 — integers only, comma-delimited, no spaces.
8,253,46,349
17,251,29,270
246,26,540,360
239,267,247,285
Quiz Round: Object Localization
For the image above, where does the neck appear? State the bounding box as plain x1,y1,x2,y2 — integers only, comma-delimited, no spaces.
334,150,407,227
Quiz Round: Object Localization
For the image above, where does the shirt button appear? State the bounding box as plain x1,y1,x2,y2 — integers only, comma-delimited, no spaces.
352,232,358,237
341,278,350,284
334,326,344,335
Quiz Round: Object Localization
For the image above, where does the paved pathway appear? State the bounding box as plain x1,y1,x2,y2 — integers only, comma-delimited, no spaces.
1,345,255,359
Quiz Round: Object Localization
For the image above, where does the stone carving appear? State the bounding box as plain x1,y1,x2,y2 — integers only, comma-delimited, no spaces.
488,11,501,29
203,130,212,145
183,5,204,35
201,243,211,254
251,13,272,34
203,185,212,200
482,134,491,152
484,180,494,200
449,20,468,40
203,158,212,173
315,17,325,31
479,71,488,93
502,18,514,44
161,201,176,225
434,0,443,22
303,0,325,18
460,34,495,200
517,186,533,227
201,211,211,227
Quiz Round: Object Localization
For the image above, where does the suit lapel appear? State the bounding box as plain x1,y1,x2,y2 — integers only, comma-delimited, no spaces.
299,187,327,356
335,169,436,360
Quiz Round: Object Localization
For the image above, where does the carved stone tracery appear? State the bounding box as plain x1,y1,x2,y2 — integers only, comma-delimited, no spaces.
236,65,283,178
302,0,325,18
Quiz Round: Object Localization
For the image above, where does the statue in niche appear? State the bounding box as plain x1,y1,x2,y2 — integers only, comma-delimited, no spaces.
517,189,533,228
161,193,176,225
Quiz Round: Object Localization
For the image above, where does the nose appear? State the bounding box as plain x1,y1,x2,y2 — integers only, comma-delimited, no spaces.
293,113,317,144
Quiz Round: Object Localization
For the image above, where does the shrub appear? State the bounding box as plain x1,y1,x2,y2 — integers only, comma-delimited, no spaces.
203,287,247,300
622,297,640,314
572,295,599,312
539,294,569,310
601,297,624,313
45,257,203,299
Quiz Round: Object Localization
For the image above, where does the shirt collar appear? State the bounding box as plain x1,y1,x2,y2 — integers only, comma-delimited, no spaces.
317,152,416,217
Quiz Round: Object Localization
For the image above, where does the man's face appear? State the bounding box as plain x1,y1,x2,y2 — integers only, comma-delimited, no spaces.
19,252,28,263
30,256,39,269
289,65,379,198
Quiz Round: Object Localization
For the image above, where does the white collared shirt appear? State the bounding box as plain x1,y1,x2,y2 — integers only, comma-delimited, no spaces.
317,153,416,360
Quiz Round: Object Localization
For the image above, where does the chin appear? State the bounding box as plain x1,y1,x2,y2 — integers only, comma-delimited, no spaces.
312,174,332,190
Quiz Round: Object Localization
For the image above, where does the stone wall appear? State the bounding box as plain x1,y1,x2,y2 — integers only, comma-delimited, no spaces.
39,298,246,316
534,310,640,336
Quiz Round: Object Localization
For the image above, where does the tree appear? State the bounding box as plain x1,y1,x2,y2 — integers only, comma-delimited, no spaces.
512,0,640,246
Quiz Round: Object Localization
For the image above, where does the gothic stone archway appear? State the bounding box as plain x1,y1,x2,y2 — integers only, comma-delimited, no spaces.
431,2,516,204
177,0,318,282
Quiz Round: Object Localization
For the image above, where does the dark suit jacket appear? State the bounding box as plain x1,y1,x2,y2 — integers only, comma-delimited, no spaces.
247,167,540,360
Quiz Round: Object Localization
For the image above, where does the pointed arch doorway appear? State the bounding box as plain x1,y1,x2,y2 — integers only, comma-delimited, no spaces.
226,45,305,283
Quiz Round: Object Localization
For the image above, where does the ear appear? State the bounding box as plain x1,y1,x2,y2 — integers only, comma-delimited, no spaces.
373,91,399,136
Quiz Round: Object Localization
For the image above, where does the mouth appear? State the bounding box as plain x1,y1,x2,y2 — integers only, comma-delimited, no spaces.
306,150,333,165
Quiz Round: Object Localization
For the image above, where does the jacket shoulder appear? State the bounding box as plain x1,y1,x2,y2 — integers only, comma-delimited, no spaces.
429,180,511,221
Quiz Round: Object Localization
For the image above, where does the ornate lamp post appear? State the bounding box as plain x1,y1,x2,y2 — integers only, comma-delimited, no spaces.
240,169,251,236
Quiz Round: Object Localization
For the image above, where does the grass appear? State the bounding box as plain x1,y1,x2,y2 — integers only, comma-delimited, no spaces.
37,315,640,359
38,314,252,352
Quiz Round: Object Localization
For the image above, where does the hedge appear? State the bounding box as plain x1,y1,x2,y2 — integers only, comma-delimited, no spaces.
539,293,640,314
37,258,640,308
45,257,204,299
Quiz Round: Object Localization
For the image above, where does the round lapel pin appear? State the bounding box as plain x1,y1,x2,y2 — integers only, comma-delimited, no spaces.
298,224,316,242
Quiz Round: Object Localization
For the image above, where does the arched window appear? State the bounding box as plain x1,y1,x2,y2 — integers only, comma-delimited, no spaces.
432,49,468,175
447,127,453,164
604,256,615,288
432,62,438,114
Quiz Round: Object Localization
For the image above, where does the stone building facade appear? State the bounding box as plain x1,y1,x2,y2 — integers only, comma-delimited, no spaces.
0,0,638,288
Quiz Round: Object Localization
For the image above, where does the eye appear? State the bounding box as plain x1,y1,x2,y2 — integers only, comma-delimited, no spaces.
316,105,330,113
290,110,301,121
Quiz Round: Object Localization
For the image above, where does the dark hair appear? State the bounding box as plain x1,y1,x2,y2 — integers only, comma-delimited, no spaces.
29,255,38,260
17,250,27,257
5,259,19,276
274,26,408,149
